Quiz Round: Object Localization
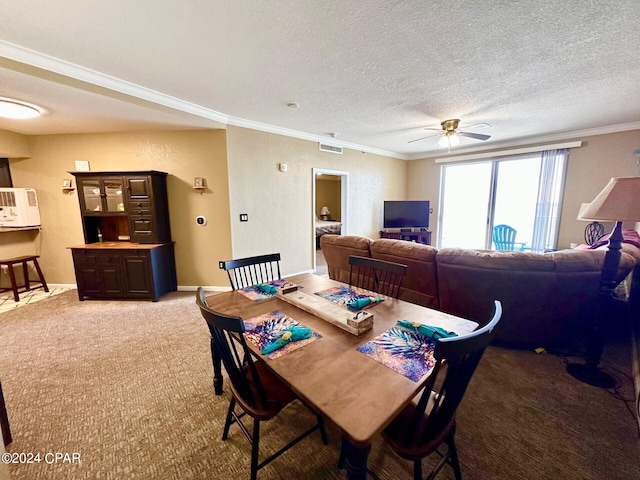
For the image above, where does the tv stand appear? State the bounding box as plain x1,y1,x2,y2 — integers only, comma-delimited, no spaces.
380,230,431,245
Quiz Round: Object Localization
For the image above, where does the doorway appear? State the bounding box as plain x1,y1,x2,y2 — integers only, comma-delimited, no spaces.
313,168,348,273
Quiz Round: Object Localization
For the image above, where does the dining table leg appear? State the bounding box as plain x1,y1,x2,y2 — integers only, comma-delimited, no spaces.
341,437,370,480
211,339,224,395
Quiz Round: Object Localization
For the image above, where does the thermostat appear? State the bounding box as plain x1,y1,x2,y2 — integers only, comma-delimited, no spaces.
196,215,207,226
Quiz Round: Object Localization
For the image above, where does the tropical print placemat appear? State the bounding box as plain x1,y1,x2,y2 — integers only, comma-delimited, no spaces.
244,310,321,359
356,324,437,382
238,279,288,301
314,285,382,310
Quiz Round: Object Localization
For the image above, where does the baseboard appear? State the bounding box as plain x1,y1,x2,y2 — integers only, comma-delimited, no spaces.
177,285,231,292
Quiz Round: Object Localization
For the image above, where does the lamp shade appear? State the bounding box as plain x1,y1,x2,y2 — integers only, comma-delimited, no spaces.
577,203,598,222
579,177,640,222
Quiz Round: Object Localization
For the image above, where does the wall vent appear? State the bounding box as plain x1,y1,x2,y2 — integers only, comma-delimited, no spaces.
319,143,343,155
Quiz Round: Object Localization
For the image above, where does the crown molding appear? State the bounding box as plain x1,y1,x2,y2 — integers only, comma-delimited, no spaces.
227,116,406,159
0,39,407,159
407,121,640,161
0,39,230,123
1,39,637,162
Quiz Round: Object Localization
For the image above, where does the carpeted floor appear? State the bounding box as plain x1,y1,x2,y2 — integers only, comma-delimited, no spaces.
0,290,638,479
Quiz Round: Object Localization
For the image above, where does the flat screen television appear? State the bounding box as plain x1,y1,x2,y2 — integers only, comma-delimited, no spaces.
383,201,430,229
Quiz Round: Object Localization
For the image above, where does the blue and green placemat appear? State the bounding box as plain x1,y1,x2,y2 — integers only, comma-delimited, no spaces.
243,310,321,359
356,321,456,381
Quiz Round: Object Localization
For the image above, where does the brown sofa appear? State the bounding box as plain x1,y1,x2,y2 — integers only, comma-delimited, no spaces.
320,234,636,348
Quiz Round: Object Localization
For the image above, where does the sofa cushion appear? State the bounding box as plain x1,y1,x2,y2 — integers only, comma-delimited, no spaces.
436,248,636,348
370,239,439,308
319,234,372,284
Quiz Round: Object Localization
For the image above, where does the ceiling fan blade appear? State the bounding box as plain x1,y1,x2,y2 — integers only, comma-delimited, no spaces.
408,133,442,144
422,127,443,131
462,122,491,129
458,131,491,141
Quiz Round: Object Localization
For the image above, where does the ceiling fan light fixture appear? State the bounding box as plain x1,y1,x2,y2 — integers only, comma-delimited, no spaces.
0,98,41,119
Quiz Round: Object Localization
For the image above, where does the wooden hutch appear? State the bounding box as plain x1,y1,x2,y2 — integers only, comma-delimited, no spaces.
68,171,176,301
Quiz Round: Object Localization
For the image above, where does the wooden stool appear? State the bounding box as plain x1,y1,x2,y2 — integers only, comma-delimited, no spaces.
0,255,49,302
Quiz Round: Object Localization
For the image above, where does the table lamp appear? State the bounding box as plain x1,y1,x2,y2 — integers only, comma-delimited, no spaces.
320,206,330,220
566,176,640,388
577,202,605,245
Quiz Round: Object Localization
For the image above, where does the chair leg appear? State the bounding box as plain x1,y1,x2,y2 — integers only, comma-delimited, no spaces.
337,448,345,469
414,459,423,480
250,419,260,480
317,414,329,445
32,258,48,292
446,434,462,480
222,398,236,440
211,338,224,395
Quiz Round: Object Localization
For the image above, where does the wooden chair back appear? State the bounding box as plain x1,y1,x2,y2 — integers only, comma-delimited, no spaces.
220,253,281,290
402,301,502,449
348,255,407,298
196,288,268,410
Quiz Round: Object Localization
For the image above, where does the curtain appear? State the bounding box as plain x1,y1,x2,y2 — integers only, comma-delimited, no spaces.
531,149,568,252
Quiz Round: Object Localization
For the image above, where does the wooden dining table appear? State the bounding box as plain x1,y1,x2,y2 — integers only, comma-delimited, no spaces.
204,273,478,479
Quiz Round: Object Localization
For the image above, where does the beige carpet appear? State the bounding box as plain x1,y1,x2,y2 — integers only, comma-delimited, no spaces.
0,291,639,479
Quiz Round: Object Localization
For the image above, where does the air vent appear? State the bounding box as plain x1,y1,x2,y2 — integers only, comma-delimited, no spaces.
0,191,16,207
319,143,343,155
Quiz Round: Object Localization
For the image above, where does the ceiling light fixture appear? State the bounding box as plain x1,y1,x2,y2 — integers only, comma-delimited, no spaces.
438,132,460,151
0,98,41,119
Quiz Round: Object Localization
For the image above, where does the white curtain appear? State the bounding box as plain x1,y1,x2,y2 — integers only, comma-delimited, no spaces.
531,148,568,252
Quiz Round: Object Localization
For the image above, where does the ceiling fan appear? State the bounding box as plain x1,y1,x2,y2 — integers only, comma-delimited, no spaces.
409,119,491,151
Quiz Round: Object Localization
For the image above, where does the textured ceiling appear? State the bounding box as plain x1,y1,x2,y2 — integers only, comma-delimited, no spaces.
0,1,639,159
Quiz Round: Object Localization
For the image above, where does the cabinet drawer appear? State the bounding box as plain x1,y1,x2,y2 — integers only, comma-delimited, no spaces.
73,251,96,265
97,254,120,265
128,201,151,214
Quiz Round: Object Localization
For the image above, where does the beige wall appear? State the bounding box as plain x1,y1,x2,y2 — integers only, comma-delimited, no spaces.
0,129,29,158
6,129,233,288
3,125,634,290
226,126,407,275
316,177,341,221
407,129,640,249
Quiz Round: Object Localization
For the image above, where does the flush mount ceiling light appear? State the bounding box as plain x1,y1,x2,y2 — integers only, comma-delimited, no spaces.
0,98,41,119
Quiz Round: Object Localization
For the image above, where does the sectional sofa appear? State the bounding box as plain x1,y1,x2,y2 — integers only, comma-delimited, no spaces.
319,234,637,349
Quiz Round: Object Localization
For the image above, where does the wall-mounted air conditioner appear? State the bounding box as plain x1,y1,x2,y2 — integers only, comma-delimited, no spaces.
0,188,41,227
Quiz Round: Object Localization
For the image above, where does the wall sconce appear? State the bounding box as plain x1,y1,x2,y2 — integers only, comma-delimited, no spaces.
61,178,75,194
193,177,206,194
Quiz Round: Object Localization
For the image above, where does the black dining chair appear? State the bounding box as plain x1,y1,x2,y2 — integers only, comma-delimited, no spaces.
220,253,282,290
348,255,407,298
196,287,328,480
372,300,503,480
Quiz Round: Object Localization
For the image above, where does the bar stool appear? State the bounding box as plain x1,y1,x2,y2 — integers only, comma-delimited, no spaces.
0,255,49,302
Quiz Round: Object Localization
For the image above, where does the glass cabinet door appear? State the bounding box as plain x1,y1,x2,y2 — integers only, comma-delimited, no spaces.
81,179,103,213
103,178,125,212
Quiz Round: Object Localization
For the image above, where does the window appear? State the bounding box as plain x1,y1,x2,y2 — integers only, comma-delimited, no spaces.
438,149,568,251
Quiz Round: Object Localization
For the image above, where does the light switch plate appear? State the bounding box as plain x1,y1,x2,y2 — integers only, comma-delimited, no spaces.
240,213,248,222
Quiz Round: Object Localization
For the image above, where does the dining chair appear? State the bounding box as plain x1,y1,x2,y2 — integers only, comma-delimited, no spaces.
220,253,282,290
348,255,407,298
371,300,503,480
195,288,328,480
492,224,525,251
